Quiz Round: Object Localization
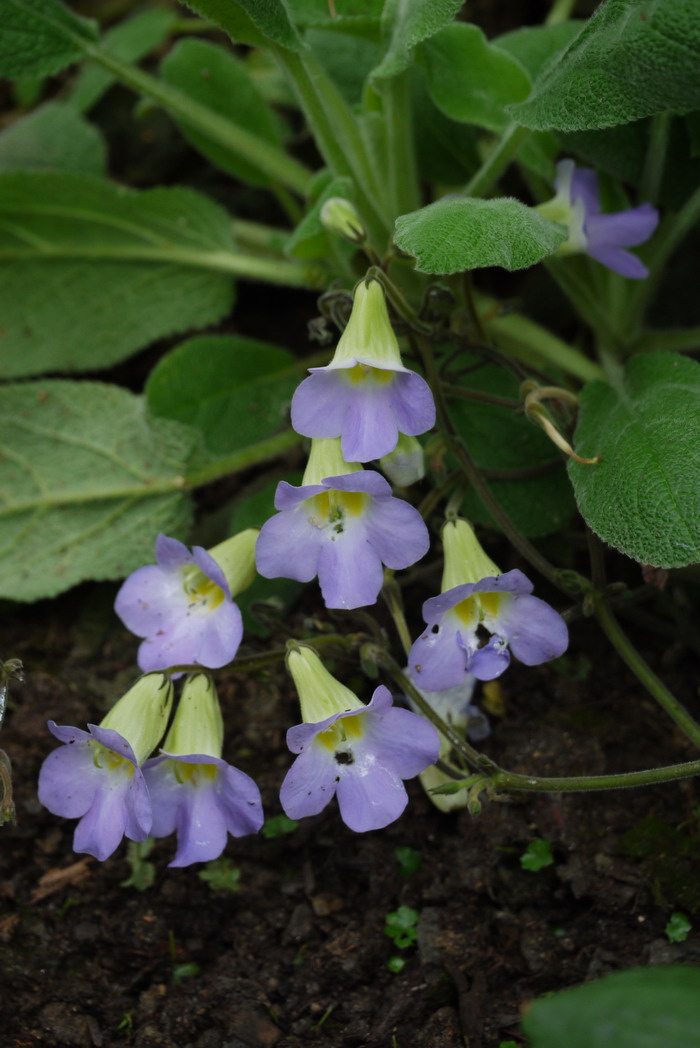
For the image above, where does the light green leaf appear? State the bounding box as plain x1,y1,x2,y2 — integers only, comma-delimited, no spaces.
372,0,464,80
394,196,567,274
0,171,236,377
67,9,178,115
145,335,298,459
181,0,302,51
569,353,700,568
0,102,106,175
523,966,700,1048
509,0,700,132
0,381,196,602
420,23,531,133
0,0,97,78
449,361,575,538
160,39,284,186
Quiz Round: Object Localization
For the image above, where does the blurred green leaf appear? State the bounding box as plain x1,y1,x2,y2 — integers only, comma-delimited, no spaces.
0,0,97,78
0,171,236,377
384,906,419,948
261,814,299,839
0,103,106,174
0,381,195,601
666,912,692,943
520,838,554,872
181,0,302,51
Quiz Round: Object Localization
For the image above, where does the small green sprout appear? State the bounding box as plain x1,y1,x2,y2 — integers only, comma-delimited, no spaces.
387,956,407,973
520,838,554,872
384,905,419,949
394,846,422,877
198,858,242,893
665,911,692,943
172,963,201,984
121,838,156,890
261,814,299,839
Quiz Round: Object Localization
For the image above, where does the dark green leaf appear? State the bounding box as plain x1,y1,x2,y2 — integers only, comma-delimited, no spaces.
0,0,97,78
0,102,106,175
0,381,195,601
394,196,567,274
520,838,554,872
161,39,284,186
510,0,700,131
181,0,302,51
495,21,584,79
523,966,700,1048
569,353,700,568
372,0,464,80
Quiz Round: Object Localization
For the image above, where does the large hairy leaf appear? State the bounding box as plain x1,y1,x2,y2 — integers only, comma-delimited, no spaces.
0,103,106,175
0,0,97,78
569,353,700,567
0,171,236,377
0,381,196,601
372,0,464,80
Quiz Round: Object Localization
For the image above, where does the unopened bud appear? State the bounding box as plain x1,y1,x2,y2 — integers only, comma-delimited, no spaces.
320,197,366,244
100,673,174,764
380,434,425,487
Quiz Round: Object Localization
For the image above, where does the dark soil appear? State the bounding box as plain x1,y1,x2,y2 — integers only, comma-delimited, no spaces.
2,587,700,1048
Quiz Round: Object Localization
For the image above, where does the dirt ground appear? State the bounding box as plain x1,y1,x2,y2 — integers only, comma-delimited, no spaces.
2,581,700,1048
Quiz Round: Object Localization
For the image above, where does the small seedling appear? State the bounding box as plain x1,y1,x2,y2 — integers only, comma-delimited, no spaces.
384,905,419,949
387,956,407,973
121,838,156,891
520,838,554,872
261,814,299,839
665,911,692,943
198,858,242,893
394,846,422,877
172,962,201,984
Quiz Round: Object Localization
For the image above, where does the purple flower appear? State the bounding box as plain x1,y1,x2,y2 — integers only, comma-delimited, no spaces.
115,530,258,673
539,159,659,278
280,685,440,832
37,674,174,860
409,569,569,691
290,278,435,462
38,723,152,860
144,755,263,867
256,440,429,610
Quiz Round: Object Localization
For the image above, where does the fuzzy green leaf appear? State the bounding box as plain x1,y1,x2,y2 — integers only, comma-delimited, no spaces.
495,21,584,79
523,967,700,1048
569,353,700,568
145,335,298,459
285,173,355,259
181,0,302,51
0,171,236,377
0,102,106,175
510,0,700,132
67,9,178,115
394,196,566,274
372,0,464,80
0,0,97,78
0,381,196,601
420,23,531,133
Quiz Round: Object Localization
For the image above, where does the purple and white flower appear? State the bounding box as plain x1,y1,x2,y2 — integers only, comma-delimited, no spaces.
291,278,435,463
38,674,173,860
538,159,659,278
115,529,258,673
256,438,429,610
408,519,568,691
281,647,440,832
144,674,263,866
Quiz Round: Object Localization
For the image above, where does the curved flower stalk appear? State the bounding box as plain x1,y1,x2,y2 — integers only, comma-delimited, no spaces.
537,159,659,278
409,519,568,691
115,529,259,673
280,646,440,832
144,674,263,867
38,674,173,860
291,277,435,462
256,438,429,610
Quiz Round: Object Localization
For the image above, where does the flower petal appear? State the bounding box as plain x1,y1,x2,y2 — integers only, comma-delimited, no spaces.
316,525,384,608
468,635,511,680
170,782,229,867
340,386,401,461
290,370,355,440
409,617,472,691
391,372,436,437
363,495,429,570
196,600,243,668
492,593,569,665
73,777,141,860
362,705,440,779
335,762,408,832
585,243,649,279
155,534,192,571
586,204,659,249
255,508,322,583
280,743,338,820
38,739,100,818
114,564,187,638
143,760,180,838
218,765,264,837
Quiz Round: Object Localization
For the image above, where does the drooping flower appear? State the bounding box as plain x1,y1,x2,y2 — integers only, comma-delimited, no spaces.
256,438,429,610
280,646,440,832
38,674,173,860
144,674,263,867
537,159,659,278
115,529,258,673
291,277,435,462
408,519,568,691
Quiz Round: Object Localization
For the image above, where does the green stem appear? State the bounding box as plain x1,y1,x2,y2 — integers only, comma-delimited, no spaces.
634,326,700,354
545,0,578,24
640,111,670,206
464,123,532,198
493,760,700,792
231,218,290,253
184,429,303,489
381,576,413,659
166,631,362,677
80,42,312,195
594,598,700,751
381,70,420,218
442,383,522,409
544,258,621,349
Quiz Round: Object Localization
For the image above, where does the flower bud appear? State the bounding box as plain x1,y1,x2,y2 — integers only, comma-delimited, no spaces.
162,673,224,758
100,673,174,764
331,278,404,371
380,433,425,487
208,528,259,598
441,518,501,593
302,437,361,486
286,644,363,725
320,197,366,244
